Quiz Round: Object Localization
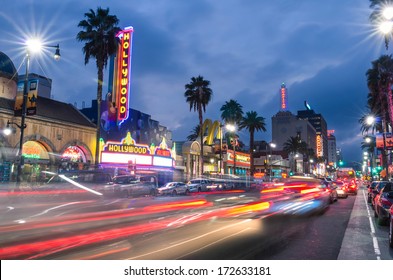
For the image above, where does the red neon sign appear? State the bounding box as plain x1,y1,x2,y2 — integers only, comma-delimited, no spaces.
116,27,134,123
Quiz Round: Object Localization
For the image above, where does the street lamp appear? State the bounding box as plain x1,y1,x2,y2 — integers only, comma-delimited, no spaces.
13,40,60,185
269,142,276,181
225,124,237,175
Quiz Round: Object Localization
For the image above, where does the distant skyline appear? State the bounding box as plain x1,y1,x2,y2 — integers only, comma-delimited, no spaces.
0,0,389,163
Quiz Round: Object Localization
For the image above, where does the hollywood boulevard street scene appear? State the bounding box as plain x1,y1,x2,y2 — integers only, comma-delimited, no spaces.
0,0,392,264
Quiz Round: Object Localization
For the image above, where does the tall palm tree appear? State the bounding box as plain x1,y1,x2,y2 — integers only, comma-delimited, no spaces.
184,75,213,175
77,7,121,165
220,99,244,126
238,111,266,176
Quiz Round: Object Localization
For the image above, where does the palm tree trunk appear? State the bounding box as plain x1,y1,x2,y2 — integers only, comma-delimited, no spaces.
199,108,204,176
95,65,104,166
249,130,254,176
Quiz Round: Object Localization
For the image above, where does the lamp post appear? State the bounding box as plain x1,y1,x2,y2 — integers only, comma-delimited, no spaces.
269,142,276,181
226,124,237,175
13,41,60,185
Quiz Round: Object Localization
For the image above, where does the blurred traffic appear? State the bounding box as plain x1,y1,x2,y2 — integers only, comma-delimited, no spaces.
0,170,391,259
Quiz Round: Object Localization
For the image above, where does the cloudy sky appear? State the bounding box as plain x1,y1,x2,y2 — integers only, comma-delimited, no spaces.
0,0,388,163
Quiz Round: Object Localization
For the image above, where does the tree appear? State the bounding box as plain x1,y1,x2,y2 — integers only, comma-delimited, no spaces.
366,55,393,128
220,99,244,125
283,136,308,173
187,124,201,141
77,7,121,165
369,0,393,49
238,111,267,176
184,75,213,175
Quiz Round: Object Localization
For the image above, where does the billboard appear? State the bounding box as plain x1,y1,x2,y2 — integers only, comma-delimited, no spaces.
376,133,393,149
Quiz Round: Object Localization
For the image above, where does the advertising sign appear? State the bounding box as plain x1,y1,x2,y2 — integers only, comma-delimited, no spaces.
376,133,393,149
14,79,38,116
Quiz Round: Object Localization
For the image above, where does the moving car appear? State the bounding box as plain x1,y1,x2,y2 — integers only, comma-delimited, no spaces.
374,182,393,225
331,180,348,198
40,170,114,198
113,175,158,197
322,180,338,203
157,182,189,195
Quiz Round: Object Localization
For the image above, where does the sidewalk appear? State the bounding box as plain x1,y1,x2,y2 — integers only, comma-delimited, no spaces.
337,186,380,260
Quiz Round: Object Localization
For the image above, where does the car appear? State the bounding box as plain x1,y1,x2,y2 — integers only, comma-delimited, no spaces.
345,179,358,195
113,175,158,197
331,180,348,198
371,181,390,210
367,181,384,203
374,182,393,225
157,182,189,195
186,178,211,193
281,176,332,214
322,180,338,203
389,205,393,248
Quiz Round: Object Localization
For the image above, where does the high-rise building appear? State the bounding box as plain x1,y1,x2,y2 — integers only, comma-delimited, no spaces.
327,130,337,167
297,107,328,161
272,111,317,152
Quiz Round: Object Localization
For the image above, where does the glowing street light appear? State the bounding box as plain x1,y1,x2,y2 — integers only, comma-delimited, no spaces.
12,40,60,185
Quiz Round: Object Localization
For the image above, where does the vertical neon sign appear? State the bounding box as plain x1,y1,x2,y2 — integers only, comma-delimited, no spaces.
116,26,134,124
280,82,287,111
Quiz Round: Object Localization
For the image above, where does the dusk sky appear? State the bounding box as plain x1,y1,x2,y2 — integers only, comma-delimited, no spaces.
0,0,388,164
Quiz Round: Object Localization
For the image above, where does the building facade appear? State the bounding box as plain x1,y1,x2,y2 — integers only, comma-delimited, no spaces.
0,51,96,185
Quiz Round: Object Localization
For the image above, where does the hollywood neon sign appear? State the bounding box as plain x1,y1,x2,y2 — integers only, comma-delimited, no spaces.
116,26,134,123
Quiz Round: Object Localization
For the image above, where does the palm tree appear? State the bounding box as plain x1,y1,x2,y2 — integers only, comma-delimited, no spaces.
184,75,213,175
220,99,244,126
238,111,267,176
283,136,308,173
187,124,201,141
77,7,121,165
358,111,382,135
369,0,392,49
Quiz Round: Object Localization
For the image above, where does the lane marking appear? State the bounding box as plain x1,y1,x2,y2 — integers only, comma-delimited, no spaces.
362,189,381,260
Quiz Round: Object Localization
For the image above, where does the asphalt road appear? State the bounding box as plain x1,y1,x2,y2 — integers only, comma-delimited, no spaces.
1,184,392,260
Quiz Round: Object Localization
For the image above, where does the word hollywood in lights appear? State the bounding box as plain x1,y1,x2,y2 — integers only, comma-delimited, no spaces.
100,132,175,168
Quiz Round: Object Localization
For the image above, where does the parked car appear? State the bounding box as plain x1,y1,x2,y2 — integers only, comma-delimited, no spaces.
367,181,384,203
374,182,393,225
186,178,211,193
113,175,158,197
157,182,189,195
371,181,390,210
389,205,393,248
331,180,348,198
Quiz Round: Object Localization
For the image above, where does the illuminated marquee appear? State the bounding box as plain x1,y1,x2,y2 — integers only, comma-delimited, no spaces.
100,132,175,167
116,26,134,123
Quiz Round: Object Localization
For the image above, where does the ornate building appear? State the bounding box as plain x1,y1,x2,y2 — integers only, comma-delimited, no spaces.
0,51,96,183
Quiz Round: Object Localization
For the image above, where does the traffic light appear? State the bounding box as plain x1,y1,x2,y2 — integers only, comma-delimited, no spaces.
289,171,294,176
338,160,343,166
